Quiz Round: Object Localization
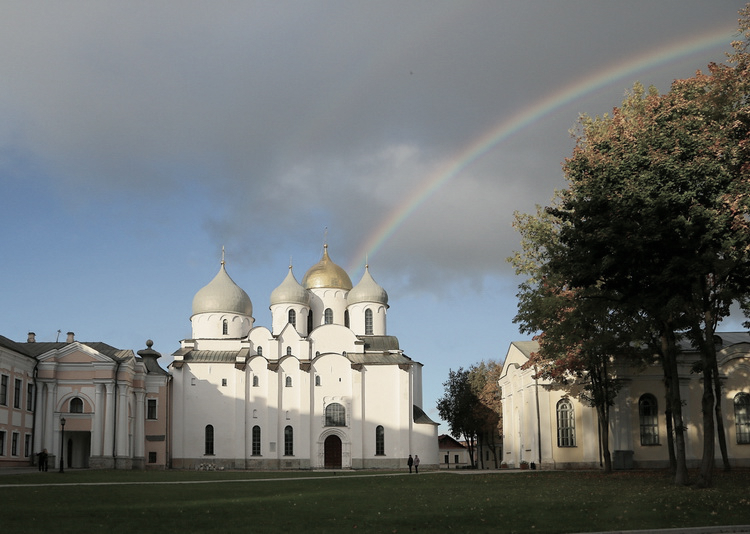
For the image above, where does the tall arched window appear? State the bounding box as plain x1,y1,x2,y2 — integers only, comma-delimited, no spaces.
284,425,294,456
222,319,228,335
286,346,292,356
252,375,259,387
307,313,313,333
344,310,350,328
257,346,263,356
285,376,292,387
325,403,346,427
365,309,373,335
556,399,576,447
205,425,214,455
375,425,385,455
735,393,750,444
288,309,296,328
324,308,333,324
69,397,83,413
252,425,261,456
315,375,321,387
639,394,659,445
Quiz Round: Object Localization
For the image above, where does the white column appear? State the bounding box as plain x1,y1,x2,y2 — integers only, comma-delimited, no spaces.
103,382,115,457
134,390,145,460
116,385,130,457
44,383,57,453
92,383,104,456
33,382,46,454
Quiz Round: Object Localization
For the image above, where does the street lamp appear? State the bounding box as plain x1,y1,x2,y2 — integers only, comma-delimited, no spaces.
59,417,66,473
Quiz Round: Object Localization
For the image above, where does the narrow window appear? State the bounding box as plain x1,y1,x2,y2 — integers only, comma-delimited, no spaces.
556,398,576,447
27,384,33,411
344,310,350,328
639,394,659,445
288,309,296,328
252,425,261,456
70,397,83,414
0,431,5,455
147,399,157,420
252,375,259,387
148,452,157,463
365,309,373,335
24,434,31,457
324,308,333,324
222,378,227,386
454,454,459,464
315,375,321,387
375,425,385,455
307,313,313,333
444,454,449,464
257,346,263,356
222,319,228,335
0,375,7,405
284,426,294,456
286,346,292,356
325,403,346,427
735,393,750,444
205,425,215,455
286,376,292,387
11,433,18,456
13,379,22,409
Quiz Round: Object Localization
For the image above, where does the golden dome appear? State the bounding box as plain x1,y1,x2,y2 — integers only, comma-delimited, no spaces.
301,245,353,290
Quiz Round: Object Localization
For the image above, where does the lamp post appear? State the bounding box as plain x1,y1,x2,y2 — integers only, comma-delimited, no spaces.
59,417,66,473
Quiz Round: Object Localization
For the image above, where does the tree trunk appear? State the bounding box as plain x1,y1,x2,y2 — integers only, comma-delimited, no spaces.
597,403,612,473
662,329,689,485
712,353,730,471
696,359,715,488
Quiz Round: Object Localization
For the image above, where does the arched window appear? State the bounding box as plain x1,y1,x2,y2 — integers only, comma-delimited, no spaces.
307,313,313,333
315,375,321,387
735,393,750,444
257,346,263,356
252,375,259,387
285,376,292,387
252,425,261,456
324,308,333,324
375,425,385,455
205,425,214,455
344,310,350,328
286,346,292,356
288,309,296,328
365,309,373,335
69,397,83,414
222,319,228,335
325,402,346,427
639,394,659,445
284,425,294,456
556,399,576,447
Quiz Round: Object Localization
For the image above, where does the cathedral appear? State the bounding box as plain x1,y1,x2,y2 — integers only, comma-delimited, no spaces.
0,244,438,470
170,245,439,469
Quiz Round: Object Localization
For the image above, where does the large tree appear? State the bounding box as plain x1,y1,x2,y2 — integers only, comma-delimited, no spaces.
437,368,480,467
468,361,504,468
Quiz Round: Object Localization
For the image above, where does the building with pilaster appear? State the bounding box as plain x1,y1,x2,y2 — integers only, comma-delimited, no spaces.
499,336,750,469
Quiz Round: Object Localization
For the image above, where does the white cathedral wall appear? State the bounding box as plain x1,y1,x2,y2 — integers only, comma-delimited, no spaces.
308,289,349,329
347,303,387,336
191,313,253,340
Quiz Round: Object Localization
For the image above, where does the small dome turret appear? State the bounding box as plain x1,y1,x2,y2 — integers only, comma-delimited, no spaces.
270,266,310,306
348,265,388,306
302,245,353,290
192,261,253,317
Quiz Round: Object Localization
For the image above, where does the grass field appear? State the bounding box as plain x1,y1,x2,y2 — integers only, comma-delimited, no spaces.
1,468,749,533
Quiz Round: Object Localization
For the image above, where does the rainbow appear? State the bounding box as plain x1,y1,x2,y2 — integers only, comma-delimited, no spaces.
348,24,736,274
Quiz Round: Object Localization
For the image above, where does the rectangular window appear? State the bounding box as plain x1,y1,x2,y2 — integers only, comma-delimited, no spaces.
148,452,157,463
27,384,34,411
11,433,19,456
222,378,227,387
24,434,31,457
444,454,449,464
147,399,157,420
454,454,459,464
0,375,8,405
14,379,22,409
0,431,4,455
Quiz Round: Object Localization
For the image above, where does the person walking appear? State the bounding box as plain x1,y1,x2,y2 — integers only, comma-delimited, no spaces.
414,455,420,474
407,454,413,473
37,449,48,472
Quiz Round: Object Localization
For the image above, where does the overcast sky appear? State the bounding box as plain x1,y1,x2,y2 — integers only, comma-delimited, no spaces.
1,1,746,427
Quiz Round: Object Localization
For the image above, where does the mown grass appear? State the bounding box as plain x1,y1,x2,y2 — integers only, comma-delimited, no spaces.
1,468,748,533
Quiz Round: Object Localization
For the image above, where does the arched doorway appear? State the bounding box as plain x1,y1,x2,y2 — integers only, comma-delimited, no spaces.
324,435,342,469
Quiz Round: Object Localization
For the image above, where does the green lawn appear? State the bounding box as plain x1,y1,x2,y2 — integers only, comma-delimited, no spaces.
1,469,748,533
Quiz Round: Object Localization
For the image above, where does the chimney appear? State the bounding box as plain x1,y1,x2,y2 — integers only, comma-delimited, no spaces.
27,332,36,343
66,332,75,343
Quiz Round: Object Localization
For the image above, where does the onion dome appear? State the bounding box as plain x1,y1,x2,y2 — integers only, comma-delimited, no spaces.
301,244,353,290
270,265,310,306
192,261,253,317
348,265,388,306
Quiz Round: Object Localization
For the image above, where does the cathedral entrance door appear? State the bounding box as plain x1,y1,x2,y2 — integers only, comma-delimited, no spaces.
324,435,342,469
